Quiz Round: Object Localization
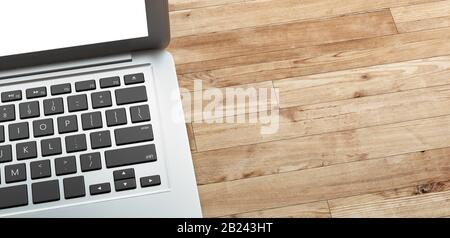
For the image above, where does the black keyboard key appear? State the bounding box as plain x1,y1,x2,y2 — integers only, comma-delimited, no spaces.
41,138,62,157
33,119,54,138
105,144,157,168
140,175,161,188
90,131,111,149
100,77,121,88
26,87,47,99
30,160,51,180
113,168,135,181
9,122,29,141
51,84,72,95
130,105,151,123
63,176,86,199
81,112,103,130
0,126,4,143
65,134,87,153
16,141,38,160
0,185,28,209
80,153,102,172
115,178,137,192
43,98,64,116
5,164,27,183
32,180,60,204
1,90,22,102
124,73,145,85
92,91,112,109
0,145,12,163
90,183,111,195
75,80,96,92
57,115,78,134
115,124,154,146
19,101,40,119
0,105,15,123
67,94,88,112
55,156,77,176
106,108,127,127
115,86,148,105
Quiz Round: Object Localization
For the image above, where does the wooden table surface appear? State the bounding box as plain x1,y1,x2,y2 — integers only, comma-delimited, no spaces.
167,0,450,218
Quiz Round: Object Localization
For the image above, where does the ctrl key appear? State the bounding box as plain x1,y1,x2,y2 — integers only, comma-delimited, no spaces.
0,185,28,209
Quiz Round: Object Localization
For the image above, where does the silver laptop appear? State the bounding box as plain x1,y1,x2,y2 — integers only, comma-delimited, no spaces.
0,0,202,217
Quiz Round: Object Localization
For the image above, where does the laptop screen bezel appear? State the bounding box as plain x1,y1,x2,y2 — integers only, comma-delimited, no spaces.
0,0,170,71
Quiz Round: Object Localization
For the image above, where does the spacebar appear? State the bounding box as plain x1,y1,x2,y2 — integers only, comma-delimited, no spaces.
0,185,28,210
105,144,157,168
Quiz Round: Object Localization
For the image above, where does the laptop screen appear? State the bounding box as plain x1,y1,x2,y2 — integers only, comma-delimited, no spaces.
0,0,149,58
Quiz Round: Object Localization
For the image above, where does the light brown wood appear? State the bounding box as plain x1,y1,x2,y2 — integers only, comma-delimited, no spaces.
199,148,450,217
169,0,438,38
329,181,450,218
227,201,331,218
391,0,450,33
168,0,450,217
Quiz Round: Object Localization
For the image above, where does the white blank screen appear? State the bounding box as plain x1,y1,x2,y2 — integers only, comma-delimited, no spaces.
0,0,149,57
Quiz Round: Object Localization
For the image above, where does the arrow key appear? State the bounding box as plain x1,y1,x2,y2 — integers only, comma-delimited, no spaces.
113,168,135,181
90,183,111,195
140,175,161,188
115,178,136,192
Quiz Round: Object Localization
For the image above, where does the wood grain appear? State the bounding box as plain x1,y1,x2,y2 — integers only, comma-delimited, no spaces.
227,201,331,218
391,0,450,33
199,147,450,217
169,0,450,217
329,181,450,217
169,0,438,38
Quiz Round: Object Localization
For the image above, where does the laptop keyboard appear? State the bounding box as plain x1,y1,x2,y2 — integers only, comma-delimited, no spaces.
0,70,165,211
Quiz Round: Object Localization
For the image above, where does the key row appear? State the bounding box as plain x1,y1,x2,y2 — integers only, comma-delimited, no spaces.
0,105,151,142
0,73,145,103
0,86,148,123
0,173,160,209
0,125,154,163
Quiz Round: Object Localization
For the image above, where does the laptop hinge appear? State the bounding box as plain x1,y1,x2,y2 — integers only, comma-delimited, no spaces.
0,54,132,80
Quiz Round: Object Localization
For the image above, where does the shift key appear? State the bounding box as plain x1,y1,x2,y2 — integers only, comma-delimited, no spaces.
105,144,157,168
115,124,154,146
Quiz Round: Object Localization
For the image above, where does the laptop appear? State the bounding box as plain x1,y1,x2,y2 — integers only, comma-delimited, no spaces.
0,0,202,217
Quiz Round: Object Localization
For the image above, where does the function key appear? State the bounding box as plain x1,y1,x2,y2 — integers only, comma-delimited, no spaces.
0,126,4,143
100,77,121,88
51,84,72,95
0,105,15,123
124,73,145,85
75,80,96,92
26,87,47,99
1,90,22,102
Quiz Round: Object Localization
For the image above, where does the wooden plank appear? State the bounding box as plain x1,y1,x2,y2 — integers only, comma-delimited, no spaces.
193,82,450,152
226,201,331,218
199,147,450,217
176,27,450,90
329,181,450,217
169,0,252,11
186,123,197,152
169,10,397,65
274,56,450,108
193,110,450,185
182,81,278,123
391,0,450,33
169,0,436,38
